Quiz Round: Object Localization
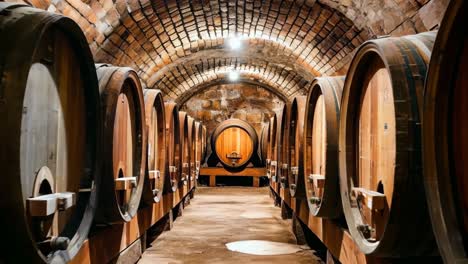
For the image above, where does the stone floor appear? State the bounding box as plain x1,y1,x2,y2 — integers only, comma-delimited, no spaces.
138,187,322,264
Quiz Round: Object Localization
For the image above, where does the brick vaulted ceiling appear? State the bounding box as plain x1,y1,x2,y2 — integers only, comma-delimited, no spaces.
11,0,448,101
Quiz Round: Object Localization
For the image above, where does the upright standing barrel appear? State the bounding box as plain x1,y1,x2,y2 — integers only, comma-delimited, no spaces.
96,64,146,223
178,112,190,196
142,89,167,203
209,119,259,171
288,96,307,198
338,32,437,256
304,77,344,218
164,102,181,193
423,1,468,262
0,4,101,262
187,116,196,190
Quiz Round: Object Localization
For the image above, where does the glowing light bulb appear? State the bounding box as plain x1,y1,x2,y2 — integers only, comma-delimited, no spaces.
228,37,242,50
228,71,239,81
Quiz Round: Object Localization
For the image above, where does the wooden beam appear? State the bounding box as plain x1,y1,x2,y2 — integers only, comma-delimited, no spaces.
115,177,137,190
200,167,267,177
27,192,76,217
148,170,160,180
309,174,325,188
351,187,386,211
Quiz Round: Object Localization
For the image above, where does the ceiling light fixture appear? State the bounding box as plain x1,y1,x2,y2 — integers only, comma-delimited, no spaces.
228,71,240,82
228,37,242,50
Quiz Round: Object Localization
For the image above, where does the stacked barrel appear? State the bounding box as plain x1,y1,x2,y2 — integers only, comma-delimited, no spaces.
267,1,468,262
0,3,206,263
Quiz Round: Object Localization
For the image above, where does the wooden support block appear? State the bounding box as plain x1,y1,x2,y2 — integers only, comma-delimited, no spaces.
148,170,160,179
309,174,325,188
27,192,76,217
253,177,260,187
351,187,386,210
115,177,137,190
209,175,216,187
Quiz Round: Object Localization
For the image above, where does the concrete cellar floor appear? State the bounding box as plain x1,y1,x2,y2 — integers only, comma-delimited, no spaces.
138,187,322,264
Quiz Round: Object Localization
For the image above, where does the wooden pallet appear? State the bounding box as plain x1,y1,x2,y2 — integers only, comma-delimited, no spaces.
199,167,267,187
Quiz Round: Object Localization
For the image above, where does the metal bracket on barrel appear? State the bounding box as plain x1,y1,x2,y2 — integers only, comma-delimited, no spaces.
27,192,76,217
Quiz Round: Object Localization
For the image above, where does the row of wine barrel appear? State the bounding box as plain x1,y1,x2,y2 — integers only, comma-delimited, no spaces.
0,4,207,263
266,1,468,262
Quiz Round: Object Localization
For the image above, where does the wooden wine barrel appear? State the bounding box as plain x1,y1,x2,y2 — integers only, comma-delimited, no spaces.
270,105,287,194
258,122,270,167
178,111,190,188
201,125,208,163
187,116,196,190
303,77,344,218
210,119,259,171
423,1,468,262
0,4,101,262
267,114,277,181
142,89,167,203
278,104,290,191
96,64,146,223
194,121,203,179
338,32,438,256
288,96,307,197
164,102,181,192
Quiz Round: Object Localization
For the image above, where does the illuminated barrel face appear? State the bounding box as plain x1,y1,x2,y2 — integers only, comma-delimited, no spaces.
215,127,254,168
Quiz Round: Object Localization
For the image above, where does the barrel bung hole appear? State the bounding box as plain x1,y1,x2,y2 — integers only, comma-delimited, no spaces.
377,181,384,195
38,180,53,196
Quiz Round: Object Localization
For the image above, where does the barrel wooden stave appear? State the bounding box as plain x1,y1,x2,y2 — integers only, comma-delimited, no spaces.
304,77,344,219
96,64,146,223
339,32,437,256
423,1,468,262
0,3,101,262
142,89,167,204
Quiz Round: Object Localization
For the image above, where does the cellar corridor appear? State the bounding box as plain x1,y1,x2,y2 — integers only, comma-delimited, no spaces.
139,187,321,264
